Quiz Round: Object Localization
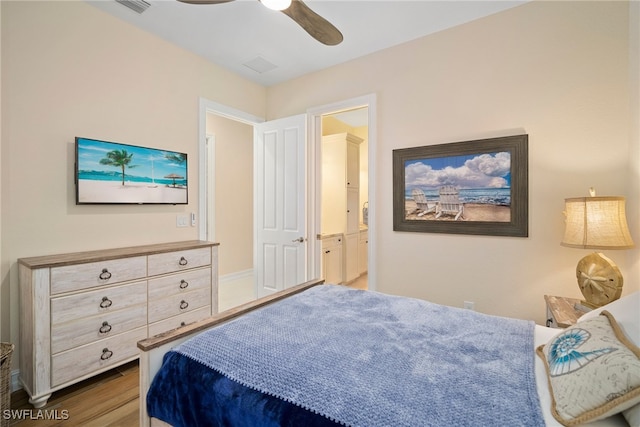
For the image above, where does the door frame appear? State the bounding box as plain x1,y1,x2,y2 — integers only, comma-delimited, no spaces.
307,93,377,290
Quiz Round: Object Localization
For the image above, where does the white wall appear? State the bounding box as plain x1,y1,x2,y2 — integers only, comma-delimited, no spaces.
0,1,266,358
267,0,639,324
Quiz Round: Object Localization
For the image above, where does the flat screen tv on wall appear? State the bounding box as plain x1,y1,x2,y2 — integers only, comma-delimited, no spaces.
75,137,188,205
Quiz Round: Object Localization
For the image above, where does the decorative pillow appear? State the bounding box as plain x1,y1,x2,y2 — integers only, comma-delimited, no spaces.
577,291,640,426
536,311,640,426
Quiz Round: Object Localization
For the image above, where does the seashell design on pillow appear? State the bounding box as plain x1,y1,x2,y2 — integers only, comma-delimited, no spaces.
548,327,616,376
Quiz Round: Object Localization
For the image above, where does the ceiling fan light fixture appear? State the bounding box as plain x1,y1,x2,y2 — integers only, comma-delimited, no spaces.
260,0,291,11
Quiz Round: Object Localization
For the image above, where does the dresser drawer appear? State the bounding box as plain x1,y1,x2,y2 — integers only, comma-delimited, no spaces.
148,247,211,277
50,256,147,295
51,281,147,325
148,268,211,302
148,306,211,337
51,304,147,354
148,286,211,323
51,326,147,387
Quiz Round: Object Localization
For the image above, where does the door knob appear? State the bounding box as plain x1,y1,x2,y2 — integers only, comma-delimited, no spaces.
292,237,307,243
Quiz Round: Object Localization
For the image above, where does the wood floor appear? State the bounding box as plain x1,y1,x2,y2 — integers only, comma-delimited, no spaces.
347,273,368,290
8,361,139,427
6,275,368,426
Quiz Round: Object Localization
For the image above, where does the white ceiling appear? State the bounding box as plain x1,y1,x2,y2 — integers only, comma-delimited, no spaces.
87,0,529,88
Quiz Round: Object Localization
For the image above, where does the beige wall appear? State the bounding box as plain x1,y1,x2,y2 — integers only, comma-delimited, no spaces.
0,1,266,357
267,0,640,324
206,113,253,276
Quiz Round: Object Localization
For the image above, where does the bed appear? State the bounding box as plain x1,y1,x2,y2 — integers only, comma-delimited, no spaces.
137,281,639,427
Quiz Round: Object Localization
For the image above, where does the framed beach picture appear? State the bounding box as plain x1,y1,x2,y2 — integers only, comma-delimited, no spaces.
75,137,188,205
392,134,528,237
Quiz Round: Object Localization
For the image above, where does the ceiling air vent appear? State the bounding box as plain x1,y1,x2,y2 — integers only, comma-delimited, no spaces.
115,0,151,14
243,56,278,74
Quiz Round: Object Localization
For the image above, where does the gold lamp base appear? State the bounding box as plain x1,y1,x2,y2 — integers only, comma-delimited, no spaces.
575,252,623,309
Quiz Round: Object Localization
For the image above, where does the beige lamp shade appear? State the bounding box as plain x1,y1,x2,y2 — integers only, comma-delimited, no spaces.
561,196,635,250
561,196,634,309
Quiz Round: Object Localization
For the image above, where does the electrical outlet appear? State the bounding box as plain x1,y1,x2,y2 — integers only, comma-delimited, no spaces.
176,215,188,227
464,301,475,310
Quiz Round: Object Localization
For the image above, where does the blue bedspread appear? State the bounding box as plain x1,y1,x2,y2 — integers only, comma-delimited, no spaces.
147,285,544,426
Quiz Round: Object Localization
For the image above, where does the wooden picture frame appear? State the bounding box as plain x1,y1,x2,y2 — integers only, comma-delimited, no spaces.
393,134,528,237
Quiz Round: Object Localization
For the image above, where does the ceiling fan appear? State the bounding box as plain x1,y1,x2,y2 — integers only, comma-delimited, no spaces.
177,0,343,46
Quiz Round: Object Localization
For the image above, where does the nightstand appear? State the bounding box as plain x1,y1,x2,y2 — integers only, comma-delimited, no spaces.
544,295,585,328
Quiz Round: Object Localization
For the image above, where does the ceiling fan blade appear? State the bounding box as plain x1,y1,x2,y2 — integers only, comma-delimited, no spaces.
177,0,234,4
281,0,343,46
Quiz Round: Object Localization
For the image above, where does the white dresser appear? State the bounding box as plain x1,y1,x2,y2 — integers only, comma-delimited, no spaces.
18,240,219,408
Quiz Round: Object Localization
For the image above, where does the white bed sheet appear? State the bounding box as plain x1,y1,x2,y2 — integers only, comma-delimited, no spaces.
534,325,628,427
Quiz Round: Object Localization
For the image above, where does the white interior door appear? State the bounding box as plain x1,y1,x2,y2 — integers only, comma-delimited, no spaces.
255,115,307,298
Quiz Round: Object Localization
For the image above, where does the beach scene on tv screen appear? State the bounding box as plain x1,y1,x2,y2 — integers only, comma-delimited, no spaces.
77,138,187,204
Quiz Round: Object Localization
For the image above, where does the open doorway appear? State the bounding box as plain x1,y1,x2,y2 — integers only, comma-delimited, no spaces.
206,112,308,310
210,113,307,309
205,114,256,311
320,107,369,290
308,93,377,291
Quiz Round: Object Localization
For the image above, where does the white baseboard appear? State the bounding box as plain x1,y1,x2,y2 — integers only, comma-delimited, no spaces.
219,269,253,285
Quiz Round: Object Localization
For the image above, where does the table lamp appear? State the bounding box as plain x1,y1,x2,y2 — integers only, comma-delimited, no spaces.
561,189,635,310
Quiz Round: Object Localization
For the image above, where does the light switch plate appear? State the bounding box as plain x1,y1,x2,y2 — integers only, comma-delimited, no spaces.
176,215,188,227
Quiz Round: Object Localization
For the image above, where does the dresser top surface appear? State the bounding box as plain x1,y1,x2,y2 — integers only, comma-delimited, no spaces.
18,240,219,269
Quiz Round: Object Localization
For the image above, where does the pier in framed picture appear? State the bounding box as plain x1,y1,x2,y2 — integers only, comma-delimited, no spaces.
393,134,528,237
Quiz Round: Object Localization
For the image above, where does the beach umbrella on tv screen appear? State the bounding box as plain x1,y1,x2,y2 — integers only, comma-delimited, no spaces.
164,173,184,187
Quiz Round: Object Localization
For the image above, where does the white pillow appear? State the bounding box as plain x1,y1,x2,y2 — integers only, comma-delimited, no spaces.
577,291,640,425
579,291,639,343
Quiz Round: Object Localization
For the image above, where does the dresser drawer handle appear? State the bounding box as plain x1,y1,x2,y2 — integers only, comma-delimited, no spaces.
99,321,112,334
98,268,112,280
179,300,189,310
100,348,113,361
99,297,113,308
178,257,188,266
179,280,189,289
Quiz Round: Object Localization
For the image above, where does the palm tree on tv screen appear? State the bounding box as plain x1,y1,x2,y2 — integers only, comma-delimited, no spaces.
99,149,138,185
165,152,186,164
